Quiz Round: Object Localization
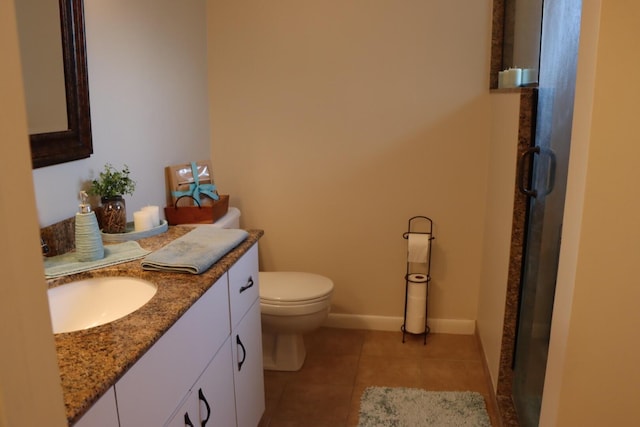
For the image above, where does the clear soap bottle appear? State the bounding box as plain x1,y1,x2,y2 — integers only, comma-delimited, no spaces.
75,191,105,262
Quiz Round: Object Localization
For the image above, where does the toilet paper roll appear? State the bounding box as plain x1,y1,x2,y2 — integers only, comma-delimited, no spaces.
407,233,430,264
407,273,428,283
405,282,427,334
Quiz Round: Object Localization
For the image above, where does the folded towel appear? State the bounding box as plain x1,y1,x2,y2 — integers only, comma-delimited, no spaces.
44,241,151,279
141,227,249,274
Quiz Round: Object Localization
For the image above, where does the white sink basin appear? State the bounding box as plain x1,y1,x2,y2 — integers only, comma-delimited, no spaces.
48,277,157,334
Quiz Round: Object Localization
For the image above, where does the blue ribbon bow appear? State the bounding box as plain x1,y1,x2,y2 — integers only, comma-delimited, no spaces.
172,161,219,204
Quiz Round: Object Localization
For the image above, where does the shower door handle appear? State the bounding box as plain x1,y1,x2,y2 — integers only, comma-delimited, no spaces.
518,146,540,198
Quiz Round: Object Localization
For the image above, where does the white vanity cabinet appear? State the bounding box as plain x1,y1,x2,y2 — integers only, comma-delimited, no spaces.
74,387,118,427
231,300,264,427
116,275,231,426
228,245,265,427
165,337,236,427
111,243,264,427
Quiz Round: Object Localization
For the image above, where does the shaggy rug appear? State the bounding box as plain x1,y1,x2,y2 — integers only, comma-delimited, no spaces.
358,387,491,427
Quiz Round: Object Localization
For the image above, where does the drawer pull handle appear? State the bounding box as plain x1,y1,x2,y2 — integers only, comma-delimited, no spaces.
236,334,247,371
239,276,254,294
198,388,211,426
184,412,194,427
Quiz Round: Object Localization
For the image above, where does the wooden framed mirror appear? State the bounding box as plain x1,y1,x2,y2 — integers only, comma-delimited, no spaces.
21,0,93,169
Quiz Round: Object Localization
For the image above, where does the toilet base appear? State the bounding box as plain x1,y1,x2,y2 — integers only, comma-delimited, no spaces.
262,331,306,371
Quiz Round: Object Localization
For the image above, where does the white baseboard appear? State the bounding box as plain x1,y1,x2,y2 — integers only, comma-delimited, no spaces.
324,313,476,335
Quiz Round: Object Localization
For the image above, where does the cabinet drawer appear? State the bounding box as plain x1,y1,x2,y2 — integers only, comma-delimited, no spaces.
228,243,259,328
116,277,230,427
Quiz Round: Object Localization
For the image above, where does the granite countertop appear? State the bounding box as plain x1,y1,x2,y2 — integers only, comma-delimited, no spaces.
49,227,264,425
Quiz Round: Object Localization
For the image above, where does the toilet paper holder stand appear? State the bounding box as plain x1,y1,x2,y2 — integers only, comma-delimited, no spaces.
401,215,434,344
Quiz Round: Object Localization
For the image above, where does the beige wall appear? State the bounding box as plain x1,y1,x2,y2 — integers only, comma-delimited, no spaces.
477,92,520,388
541,1,640,425
208,0,493,329
0,0,66,425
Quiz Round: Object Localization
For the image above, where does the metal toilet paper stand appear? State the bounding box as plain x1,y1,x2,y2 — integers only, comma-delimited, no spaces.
401,216,434,344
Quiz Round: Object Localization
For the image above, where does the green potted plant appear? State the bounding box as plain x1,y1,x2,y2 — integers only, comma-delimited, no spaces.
89,164,136,233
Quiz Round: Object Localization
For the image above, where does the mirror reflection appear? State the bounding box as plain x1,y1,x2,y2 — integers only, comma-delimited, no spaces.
15,0,68,134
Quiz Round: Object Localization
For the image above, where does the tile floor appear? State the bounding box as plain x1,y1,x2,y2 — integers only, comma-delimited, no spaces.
258,327,501,427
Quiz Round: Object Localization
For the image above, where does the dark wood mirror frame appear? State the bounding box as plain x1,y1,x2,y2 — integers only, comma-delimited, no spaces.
30,0,92,169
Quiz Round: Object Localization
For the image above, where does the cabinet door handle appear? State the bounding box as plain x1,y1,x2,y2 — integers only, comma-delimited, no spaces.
239,276,254,294
184,412,194,427
198,388,211,427
236,334,247,371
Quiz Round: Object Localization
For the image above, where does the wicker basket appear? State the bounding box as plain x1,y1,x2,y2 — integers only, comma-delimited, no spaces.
164,195,229,225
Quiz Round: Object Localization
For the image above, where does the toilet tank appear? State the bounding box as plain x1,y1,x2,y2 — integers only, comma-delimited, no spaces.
213,207,241,228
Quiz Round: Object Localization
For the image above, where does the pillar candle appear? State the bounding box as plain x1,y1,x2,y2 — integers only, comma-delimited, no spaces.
142,205,160,227
134,210,153,231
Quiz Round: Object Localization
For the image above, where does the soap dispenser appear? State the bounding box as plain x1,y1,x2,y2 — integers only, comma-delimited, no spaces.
75,190,105,262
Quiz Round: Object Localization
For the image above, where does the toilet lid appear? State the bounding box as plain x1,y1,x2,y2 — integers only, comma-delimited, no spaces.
259,272,333,302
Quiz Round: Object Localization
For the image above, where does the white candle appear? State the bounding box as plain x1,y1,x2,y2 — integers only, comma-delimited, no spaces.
142,205,160,227
134,210,153,231
521,68,537,85
510,68,522,87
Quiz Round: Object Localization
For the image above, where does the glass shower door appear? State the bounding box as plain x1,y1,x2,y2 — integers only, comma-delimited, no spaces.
512,1,582,426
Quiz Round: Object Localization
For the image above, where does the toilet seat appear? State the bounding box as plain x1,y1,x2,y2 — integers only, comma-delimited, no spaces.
260,299,329,316
259,272,333,304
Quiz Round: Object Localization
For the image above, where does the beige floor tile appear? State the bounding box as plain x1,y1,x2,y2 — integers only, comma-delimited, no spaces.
305,327,366,356
355,354,422,388
361,329,429,359
345,383,369,427
419,358,470,391
259,329,500,427
293,352,360,386
260,371,292,427
268,382,352,427
263,370,290,401
421,333,482,361
483,392,502,427
462,360,492,394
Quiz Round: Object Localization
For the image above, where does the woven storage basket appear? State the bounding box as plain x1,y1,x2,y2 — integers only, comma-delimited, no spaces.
164,194,229,225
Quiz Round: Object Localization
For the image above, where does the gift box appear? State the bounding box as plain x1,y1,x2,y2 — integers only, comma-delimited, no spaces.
164,161,229,224
166,161,218,207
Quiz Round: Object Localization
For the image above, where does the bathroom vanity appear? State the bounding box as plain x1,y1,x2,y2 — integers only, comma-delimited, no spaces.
49,227,264,426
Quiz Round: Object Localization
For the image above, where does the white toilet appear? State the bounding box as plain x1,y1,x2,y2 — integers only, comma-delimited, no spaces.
259,271,333,371
187,207,334,371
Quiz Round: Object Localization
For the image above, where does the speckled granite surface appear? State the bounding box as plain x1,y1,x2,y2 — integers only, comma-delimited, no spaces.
41,216,76,257
494,88,537,427
490,0,506,89
49,227,263,425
